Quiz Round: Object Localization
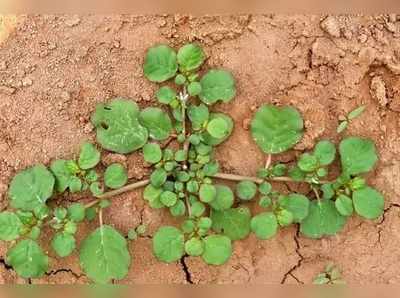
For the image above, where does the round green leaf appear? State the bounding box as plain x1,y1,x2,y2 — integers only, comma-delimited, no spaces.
251,105,304,154
185,238,204,257
188,82,202,96
353,187,384,219
51,233,76,257
278,194,310,223
68,176,82,193
335,195,354,217
175,74,186,85
206,118,229,139
236,180,257,201
143,143,162,164
199,184,217,203
201,235,232,265
143,184,162,202
143,45,178,82
139,107,172,141
153,226,184,263
211,207,251,240
79,225,130,284
170,200,186,217
339,137,378,175
50,160,73,193
300,200,347,239
9,165,55,211
202,113,234,146
199,70,236,105
0,212,22,241
150,168,168,188
191,201,206,217
259,196,272,208
90,182,104,196
209,185,234,211
259,182,272,195
104,163,128,189
160,191,178,207
177,43,205,71
314,140,336,166
250,212,278,240
91,99,148,154
67,203,85,222
276,209,294,227
6,240,48,278
188,104,209,130
156,86,176,104
298,153,318,172
78,142,101,170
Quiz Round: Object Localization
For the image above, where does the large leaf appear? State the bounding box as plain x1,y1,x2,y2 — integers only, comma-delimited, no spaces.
202,113,234,146
211,207,251,240
143,45,178,82
209,185,234,211
250,212,278,240
51,232,76,257
152,226,184,263
251,105,304,154
278,194,310,223
201,235,232,265
199,70,236,105
91,99,148,154
79,225,131,284
8,165,55,211
177,43,205,72
6,239,48,278
353,187,384,219
139,107,172,141
314,140,336,166
0,212,22,241
339,137,378,175
300,200,346,239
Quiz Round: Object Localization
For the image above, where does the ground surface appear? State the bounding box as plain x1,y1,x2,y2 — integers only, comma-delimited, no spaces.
0,14,400,284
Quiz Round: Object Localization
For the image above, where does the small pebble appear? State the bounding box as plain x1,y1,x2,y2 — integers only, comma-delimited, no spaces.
22,78,33,87
0,61,7,70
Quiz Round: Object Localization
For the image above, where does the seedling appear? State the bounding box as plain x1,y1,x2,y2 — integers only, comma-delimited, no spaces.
0,43,384,284
337,105,366,133
313,263,345,284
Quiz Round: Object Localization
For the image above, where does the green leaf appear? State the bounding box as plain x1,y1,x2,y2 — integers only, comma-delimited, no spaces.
335,195,354,217
211,207,251,240
251,105,304,154
6,240,48,278
339,137,378,175
209,185,234,211
298,153,318,172
259,196,272,208
188,82,202,96
278,194,310,223
50,160,73,193
259,182,272,195
199,70,236,105
90,182,103,196
288,166,306,182
276,209,294,226
185,238,204,257
177,43,205,72
156,86,176,104
79,225,130,284
191,201,206,217
143,45,178,82
300,200,347,239
188,104,209,130
67,203,86,222
78,142,101,170
175,74,186,85
151,168,168,188
236,181,257,201
153,226,184,263
139,107,173,141
143,143,162,164
170,200,186,217
104,163,128,189
321,183,334,199
272,163,287,177
91,99,148,154
206,118,229,139
160,191,178,207
85,169,99,183
348,105,366,120
314,140,336,166
201,235,232,265
51,233,76,257
337,121,348,133
251,212,278,240
0,212,22,241
353,187,384,219
68,176,82,193
202,113,233,146
9,164,55,211
199,184,217,203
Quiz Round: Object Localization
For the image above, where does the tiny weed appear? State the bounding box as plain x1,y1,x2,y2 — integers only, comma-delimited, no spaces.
313,263,345,284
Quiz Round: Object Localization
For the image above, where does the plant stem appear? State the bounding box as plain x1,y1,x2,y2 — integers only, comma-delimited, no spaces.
265,154,272,169
99,208,103,227
212,172,329,184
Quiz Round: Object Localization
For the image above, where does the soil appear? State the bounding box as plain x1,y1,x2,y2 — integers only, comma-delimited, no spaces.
0,14,400,284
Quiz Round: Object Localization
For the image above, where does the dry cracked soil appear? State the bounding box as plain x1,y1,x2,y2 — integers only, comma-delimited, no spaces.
0,14,400,284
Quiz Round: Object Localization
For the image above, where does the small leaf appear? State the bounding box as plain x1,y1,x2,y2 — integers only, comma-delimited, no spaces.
336,121,348,133
143,143,162,164
335,195,354,217
50,160,74,193
177,43,205,72
206,118,229,139
314,140,336,166
160,191,178,207
259,182,272,195
6,239,48,278
188,104,209,130
150,168,168,188
67,203,85,222
321,183,334,199
188,82,202,96
0,212,22,241
78,142,101,170
251,105,304,154
69,176,82,193
143,45,178,82
156,86,176,104
339,137,378,175
348,105,366,120
9,165,55,211
202,113,234,146
236,181,257,201
199,184,217,203
169,200,186,217
175,74,186,85
288,166,306,182
201,235,232,265
79,225,130,284
276,209,294,226
153,226,184,263
91,99,148,154
90,182,103,196
51,233,76,257
209,185,234,211
199,70,236,105
251,212,278,240
104,163,128,189
185,238,204,257
353,187,384,219
139,107,173,141
278,194,310,223
191,201,206,217
211,207,251,240
298,153,318,172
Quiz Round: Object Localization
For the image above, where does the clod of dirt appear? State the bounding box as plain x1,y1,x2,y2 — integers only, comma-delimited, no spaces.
65,15,81,27
0,61,6,70
127,153,150,180
22,78,33,87
311,38,344,67
320,16,341,38
101,153,127,167
370,76,389,107
0,86,16,95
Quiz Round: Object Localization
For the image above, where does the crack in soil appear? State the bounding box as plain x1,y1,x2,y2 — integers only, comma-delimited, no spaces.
45,268,83,280
281,226,304,284
180,255,194,284
376,203,400,246
0,258,13,272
